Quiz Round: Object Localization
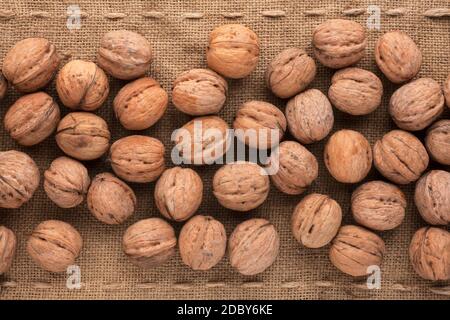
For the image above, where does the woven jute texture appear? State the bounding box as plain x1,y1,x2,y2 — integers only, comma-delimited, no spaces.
0,0,449,300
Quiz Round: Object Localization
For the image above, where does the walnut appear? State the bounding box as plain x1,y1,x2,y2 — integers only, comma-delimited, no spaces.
328,68,383,115
213,162,269,212
425,120,450,165
206,24,259,79
0,73,7,101
445,74,450,108
0,150,40,209
56,60,109,111
97,30,152,80
285,89,334,144
389,78,444,131
44,157,90,208
373,130,429,185
291,193,342,248
110,135,165,183
179,215,226,271
2,37,60,92
87,173,136,225
27,220,82,273
122,218,176,268
154,167,203,222
351,181,406,231
329,225,385,277
172,69,228,116
324,129,372,183
4,92,60,146
113,77,168,130
55,112,111,161
0,226,16,274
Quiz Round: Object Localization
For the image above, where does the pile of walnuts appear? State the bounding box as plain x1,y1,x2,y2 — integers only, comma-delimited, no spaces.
0,20,449,282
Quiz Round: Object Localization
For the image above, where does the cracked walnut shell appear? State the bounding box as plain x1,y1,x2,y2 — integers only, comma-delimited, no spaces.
0,226,16,275
425,120,450,165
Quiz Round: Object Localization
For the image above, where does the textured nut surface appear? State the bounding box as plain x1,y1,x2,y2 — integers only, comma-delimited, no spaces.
373,130,429,185
0,73,7,100
291,193,342,248
213,162,269,212
27,220,82,273
4,92,60,146
265,48,316,98
179,215,226,271
154,167,203,222
228,218,279,275
0,226,16,274
425,120,450,165
113,77,168,130
285,89,334,144
389,78,444,131
87,173,136,225
445,74,450,108
44,157,90,208
352,181,406,231
206,24,259,79
329,225,385,277
328,68,383,115
324,130,372,183
56,112,111,160
123,218,176,268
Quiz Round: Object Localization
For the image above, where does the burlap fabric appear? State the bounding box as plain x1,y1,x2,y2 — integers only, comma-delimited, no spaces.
0,0,449,300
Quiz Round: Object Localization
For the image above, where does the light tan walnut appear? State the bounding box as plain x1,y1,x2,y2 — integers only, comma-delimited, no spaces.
0,226,16,275
0,73,7,101
445,74,450,108
425,120,450,165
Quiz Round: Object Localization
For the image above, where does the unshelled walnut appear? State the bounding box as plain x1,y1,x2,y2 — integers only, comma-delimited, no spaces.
179,215,226,271
228,218,279,275
110,135,165,183
113,77,168,130
213,162,269,212
425,120,450,165
4,92,60,146
373,130,429,184
55,112,111,160
328,68,383,115
123,218,176,268
56,60,109,111
87,173,136,225
324,130,372,184
44,157,90,208
329,225,385,277
291,194,342,248
265,48,316,99
312,19,366,69
172,69,228,116
27,220,82,273
154,167,203,222
351,181,406,231
445,74,450,108
3,37,60,92
0,73,7,100
206,24,259,79
0,150,40,209
97,30,152,80
285,89,334,144
0,226,16,274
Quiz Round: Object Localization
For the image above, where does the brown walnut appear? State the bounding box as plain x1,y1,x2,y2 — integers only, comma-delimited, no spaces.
0,73,7,100
0,226,16,274
445,74,450,108
425,120,450,165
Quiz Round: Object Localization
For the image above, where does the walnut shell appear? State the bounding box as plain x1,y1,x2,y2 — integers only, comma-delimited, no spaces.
425,120,450,165
87,173,136,225
56,60,109,111
328,68,383,115
206,24,259,79
113,77,168,130
97,30,152,80
213,161,269,212
291,193,342,248
0,150,40,209
55,112,111,161
375,31,422,84
0,73,7,100
172,69,228,116
154,167,203,222
0,226,16,274
179,215,226,271
324,130,372,184
445,74,450,108
123,218,176,268
44,156,90,208
3,37,60,92
329,225,385,277
351,181,406,231
285,89,334,144
373,130,429,185
27,220,82,273
110,135,165,183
